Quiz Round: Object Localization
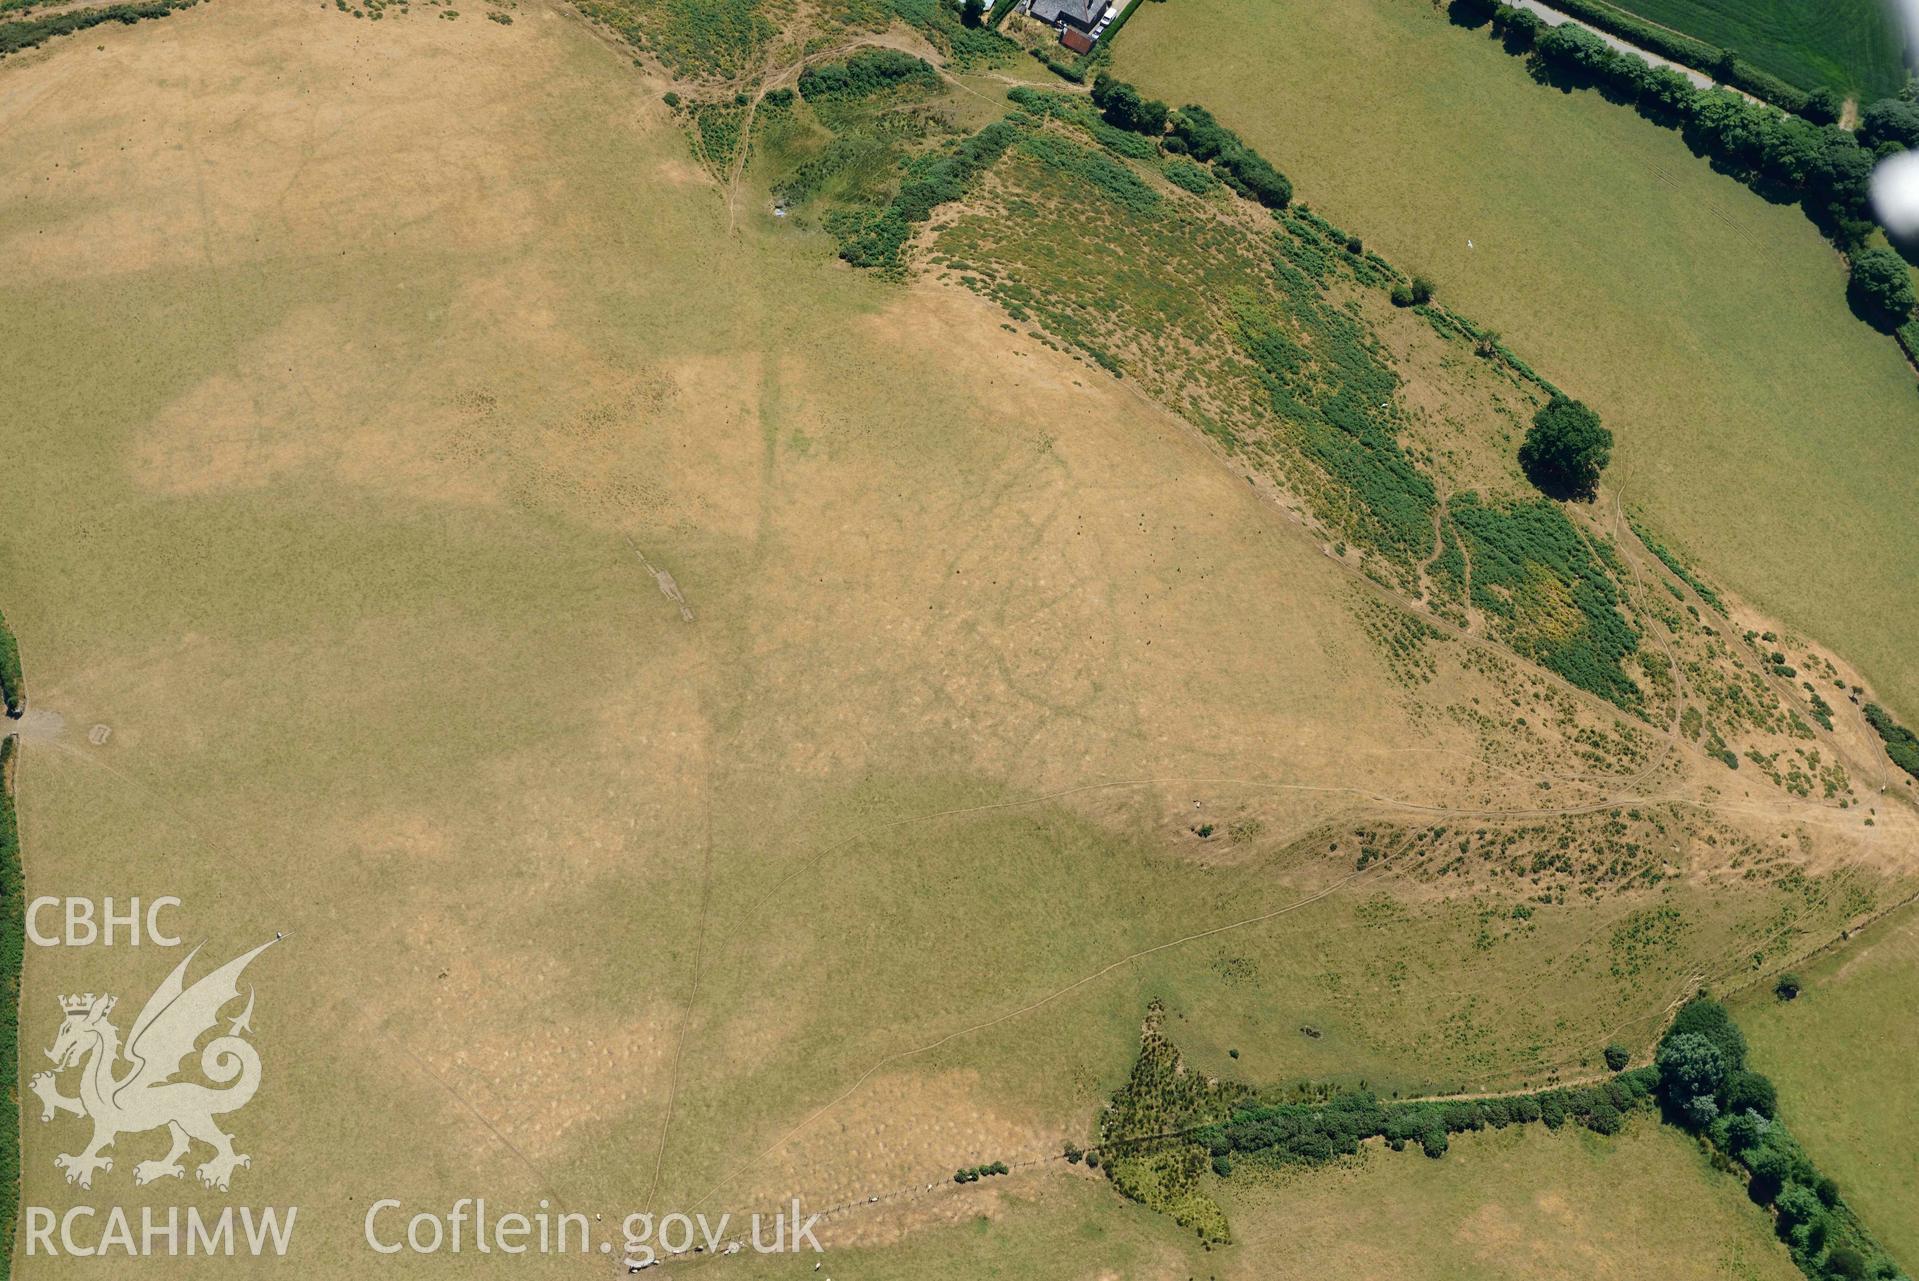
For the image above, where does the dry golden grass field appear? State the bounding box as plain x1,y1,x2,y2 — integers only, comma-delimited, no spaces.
1,0,1915,1275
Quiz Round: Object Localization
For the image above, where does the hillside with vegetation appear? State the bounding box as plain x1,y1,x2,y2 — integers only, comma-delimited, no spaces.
1,0,1915,1276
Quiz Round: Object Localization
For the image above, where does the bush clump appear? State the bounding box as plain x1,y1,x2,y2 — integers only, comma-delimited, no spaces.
829,118,1023,274
1161,157,1217,195
1448,492,1641,706
798,48,941,102
1090,72,1169,135
1847,247,1916,329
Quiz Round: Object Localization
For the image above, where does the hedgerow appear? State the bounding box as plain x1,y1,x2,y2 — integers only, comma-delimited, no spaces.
0,606,20,718
1095,1007,1660,1243
1165,102,1291,207
1091,72,1168,135
1863,704,1919,781
952,1160,1009,1182
1655,998,1907,1281
0,0,193,58
1471,0,1815,114
1103,996,1912,1281
0,735,21,1269
1005,86,1160,159
1091,0,1148,49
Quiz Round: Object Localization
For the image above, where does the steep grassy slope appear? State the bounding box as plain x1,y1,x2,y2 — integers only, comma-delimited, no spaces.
1115,0,1919,728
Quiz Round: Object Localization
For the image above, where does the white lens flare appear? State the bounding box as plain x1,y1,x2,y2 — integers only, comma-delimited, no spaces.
1871,0,1919,238
1872,149,1919,239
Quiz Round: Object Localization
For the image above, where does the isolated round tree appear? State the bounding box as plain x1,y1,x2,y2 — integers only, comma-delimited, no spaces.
1520,393,1612,500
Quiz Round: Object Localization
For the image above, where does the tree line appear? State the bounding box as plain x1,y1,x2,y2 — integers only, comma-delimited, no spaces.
1089,75,1293,208
1654,997,1903,1281
1095,993,1905,1279
0,737,23,1268
1504,0,1841,119
0,605,20,719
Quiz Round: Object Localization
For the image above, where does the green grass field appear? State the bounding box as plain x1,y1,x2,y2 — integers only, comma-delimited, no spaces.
1605,0,1906,100
1116,0,1919,728
1737,902,1919,1265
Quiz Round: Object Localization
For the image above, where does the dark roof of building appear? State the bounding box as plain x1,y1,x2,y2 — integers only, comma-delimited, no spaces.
1030,0,1103,30
1059,26,1096,53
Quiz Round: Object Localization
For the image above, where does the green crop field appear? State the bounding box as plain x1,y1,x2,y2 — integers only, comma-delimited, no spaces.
1606,0,1906,101
1738,903,1919,1264
1116,0,1919,729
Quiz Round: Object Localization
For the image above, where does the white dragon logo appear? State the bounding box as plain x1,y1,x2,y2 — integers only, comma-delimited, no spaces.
30,937,278,1192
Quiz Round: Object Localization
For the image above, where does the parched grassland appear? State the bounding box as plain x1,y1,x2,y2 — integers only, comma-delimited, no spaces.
1606,0,1906,100
1116,0,1919,728
4,3,1855,1269
3,0,1915,1274
1738,903,1919,1264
